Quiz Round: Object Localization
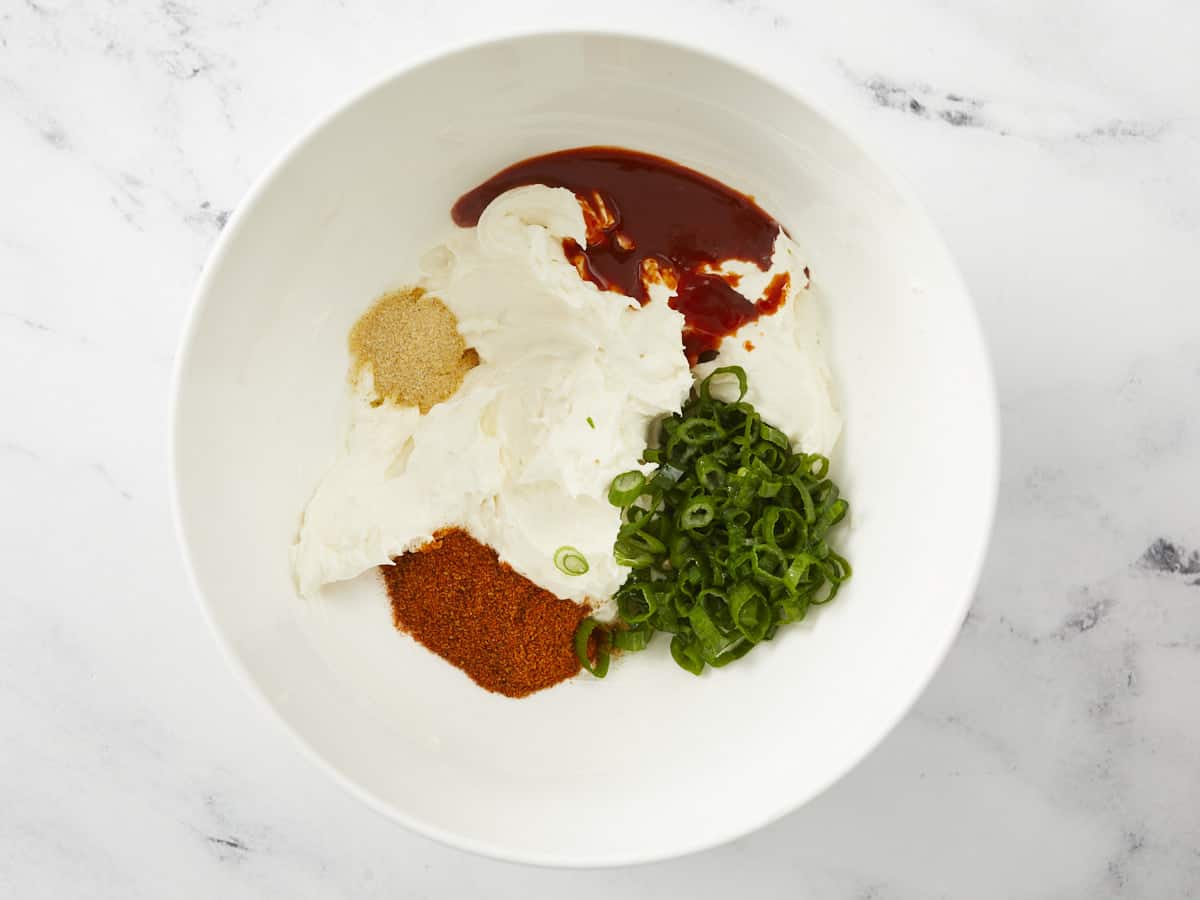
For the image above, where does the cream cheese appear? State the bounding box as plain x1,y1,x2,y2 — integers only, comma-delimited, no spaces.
693,233,842,457
292,185,841,608
292,186,692,606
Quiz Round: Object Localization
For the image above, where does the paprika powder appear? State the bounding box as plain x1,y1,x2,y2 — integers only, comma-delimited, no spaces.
383,528,589,698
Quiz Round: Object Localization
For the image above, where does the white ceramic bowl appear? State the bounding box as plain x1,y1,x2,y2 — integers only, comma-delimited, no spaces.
171,32,998,866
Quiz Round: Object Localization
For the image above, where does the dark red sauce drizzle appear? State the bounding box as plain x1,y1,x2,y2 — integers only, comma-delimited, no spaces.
452,147,792,364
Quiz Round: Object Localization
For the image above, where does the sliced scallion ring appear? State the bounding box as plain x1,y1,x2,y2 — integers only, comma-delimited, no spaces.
574,618,610,677
607,470,647,507
679,495,716,530
612,623,654,652
553,545,589,576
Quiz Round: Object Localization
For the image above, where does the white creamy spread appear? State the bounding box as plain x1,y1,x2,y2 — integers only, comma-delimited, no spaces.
693,233,842,458
292,186,692,605
291,184,840,606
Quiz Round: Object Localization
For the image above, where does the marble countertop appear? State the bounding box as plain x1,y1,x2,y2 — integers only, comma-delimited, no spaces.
3,1,1198,896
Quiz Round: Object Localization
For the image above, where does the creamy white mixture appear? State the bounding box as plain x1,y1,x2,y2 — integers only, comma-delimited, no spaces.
694,234,842,458
292,184,839,607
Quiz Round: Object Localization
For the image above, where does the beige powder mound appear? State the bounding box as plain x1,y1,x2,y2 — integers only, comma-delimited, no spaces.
348,286,479,413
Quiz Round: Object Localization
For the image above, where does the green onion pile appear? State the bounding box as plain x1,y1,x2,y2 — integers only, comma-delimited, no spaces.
577,366,851,676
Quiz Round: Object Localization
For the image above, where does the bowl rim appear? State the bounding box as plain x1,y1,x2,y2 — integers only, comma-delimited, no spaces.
169,26,1000,868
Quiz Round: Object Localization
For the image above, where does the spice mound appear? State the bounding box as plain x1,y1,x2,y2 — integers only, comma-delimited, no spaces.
349,286,479,412
383,528,589,698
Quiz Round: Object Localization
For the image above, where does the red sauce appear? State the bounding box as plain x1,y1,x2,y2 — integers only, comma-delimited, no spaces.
670,275,760,363
761,272,791,315
452,147,792,364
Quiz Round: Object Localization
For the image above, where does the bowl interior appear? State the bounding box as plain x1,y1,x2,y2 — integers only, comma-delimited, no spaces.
173,33,996,865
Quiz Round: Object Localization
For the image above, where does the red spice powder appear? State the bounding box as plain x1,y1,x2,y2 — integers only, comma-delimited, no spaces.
382,529,588,698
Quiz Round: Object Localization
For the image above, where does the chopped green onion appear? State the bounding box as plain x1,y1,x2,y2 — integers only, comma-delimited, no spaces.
698,365,748,402
805,454,830,479
580,367,851,679
670,634,705,675
607,470,646,507
567,370,851,684
614,545,656,569
616,582,657,624
783,553,817,591
574,618,610,677
688,604,733,658
695,454,726,490
553,545,589,576
674,586,699,616
757,478,783,498
729,581,771,643
707,638,753,668
617,528,666,555
656,463,685,484
679,496,716,530
675,418,722,445
760,422,789,448
612,623,654,652
586,416,595,429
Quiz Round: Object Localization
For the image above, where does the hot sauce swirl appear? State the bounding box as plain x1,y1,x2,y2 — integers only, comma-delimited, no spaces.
452,147,792,364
